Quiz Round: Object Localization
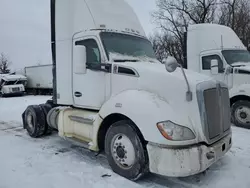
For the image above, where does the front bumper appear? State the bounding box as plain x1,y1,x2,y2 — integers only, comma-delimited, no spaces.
147,132,232,177
1,91,24,97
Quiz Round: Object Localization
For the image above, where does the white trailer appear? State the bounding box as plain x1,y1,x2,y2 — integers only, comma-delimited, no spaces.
24,64,53,95
182,23,250,129
21,0,232,181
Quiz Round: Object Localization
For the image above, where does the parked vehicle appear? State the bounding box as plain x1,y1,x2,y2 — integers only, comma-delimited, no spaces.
183,23,250,129
0,74,27,97
24,64,53,95
21,0,232,181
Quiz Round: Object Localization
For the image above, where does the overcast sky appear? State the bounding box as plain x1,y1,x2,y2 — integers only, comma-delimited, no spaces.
0,0,157,71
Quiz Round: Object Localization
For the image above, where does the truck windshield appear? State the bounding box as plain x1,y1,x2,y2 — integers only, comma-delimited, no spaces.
222,50,250,66
100,32,157,61
0,80,25,86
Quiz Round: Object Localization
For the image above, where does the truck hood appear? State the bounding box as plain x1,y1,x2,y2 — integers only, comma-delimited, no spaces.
233,64,250,74
121,61,213,90
112,61,216,143
227,64,250,87
110,53,213,85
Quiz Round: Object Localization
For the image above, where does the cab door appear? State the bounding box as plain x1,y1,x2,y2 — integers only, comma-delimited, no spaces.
199,51,227,85
72,36,107,110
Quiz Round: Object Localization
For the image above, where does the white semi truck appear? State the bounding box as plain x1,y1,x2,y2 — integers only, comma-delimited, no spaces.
183,23,250,129
0,73,27,97
21,0,232,181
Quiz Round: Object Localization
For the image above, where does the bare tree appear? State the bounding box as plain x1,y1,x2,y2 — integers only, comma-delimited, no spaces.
150,33,183,63
219,0,250,49
151,0,218,64
218,0,237,29
151,0,250,63
0,53,11,74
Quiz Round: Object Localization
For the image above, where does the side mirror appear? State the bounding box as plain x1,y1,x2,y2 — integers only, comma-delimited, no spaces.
163,56,179,73
210,59,219,75
73,45,87,74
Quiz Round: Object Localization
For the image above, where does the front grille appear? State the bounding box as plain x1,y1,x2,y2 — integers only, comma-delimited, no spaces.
203,87,231,140
12,87,20,92
197,81,231,144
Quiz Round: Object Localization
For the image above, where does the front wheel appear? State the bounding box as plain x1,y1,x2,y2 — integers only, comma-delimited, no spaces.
231,100,250,129
104,120,149,181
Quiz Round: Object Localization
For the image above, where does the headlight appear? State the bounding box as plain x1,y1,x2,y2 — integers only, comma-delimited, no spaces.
156,121,195,141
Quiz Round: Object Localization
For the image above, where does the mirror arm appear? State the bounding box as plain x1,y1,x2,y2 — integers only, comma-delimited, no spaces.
179,64,192,102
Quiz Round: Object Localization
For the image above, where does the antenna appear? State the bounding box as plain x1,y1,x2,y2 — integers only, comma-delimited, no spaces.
221,35,224,50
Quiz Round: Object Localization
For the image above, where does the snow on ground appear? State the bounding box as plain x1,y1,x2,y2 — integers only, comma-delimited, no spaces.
0,95,250,188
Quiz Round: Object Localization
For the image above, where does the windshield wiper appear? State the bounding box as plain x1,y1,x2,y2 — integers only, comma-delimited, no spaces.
232,65,245,67
230,62,249,67
113,59,139,62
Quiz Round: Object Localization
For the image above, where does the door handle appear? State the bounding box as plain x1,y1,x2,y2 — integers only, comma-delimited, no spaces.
74,92,82,97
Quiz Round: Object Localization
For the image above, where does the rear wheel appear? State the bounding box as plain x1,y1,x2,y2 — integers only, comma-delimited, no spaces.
231,100,250,129
0,92,5,97
39,104,53,135
24,105,46,138
104,120,149,181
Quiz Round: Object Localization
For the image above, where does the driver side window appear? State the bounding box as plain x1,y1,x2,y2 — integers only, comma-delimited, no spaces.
202,55,224,73
75,39,101,67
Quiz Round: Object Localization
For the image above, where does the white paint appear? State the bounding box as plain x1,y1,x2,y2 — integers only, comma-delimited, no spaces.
1,84,25,95
24,64,53,89
187,23,246,71
187,23,250,101
55,0,146,105
56,0,146,42
72,35,108,109
49,1,232,179
147,132,232,177
99,62,215,145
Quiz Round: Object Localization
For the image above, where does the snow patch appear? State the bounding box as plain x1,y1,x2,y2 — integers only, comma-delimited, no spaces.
0,96,250,188
109,52,159,64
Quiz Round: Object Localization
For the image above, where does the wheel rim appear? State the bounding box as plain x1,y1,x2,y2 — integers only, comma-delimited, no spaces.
235,106,250,124
111,134,136,169
27,112,34,131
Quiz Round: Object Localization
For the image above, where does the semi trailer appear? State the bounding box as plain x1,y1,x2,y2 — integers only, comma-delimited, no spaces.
22,0,232,181
183,23,250,129
23,64,53,95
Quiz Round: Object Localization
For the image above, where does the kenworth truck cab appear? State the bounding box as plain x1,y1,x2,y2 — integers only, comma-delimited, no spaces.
22,0,232,181
0,74,27,97
184,23,250,129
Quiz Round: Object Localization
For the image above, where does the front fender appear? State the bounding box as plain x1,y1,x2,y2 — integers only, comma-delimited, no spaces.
99,90,196,145
229,84,250,98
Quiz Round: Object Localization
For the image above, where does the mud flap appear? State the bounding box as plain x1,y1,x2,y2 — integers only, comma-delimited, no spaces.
39,103,53,135
22,109,27,129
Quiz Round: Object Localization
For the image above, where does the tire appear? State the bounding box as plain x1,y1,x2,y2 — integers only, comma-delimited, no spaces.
39,104,53,135
231,100,250,129
0,92,5,97
24,105,46,138
104,120,149,181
